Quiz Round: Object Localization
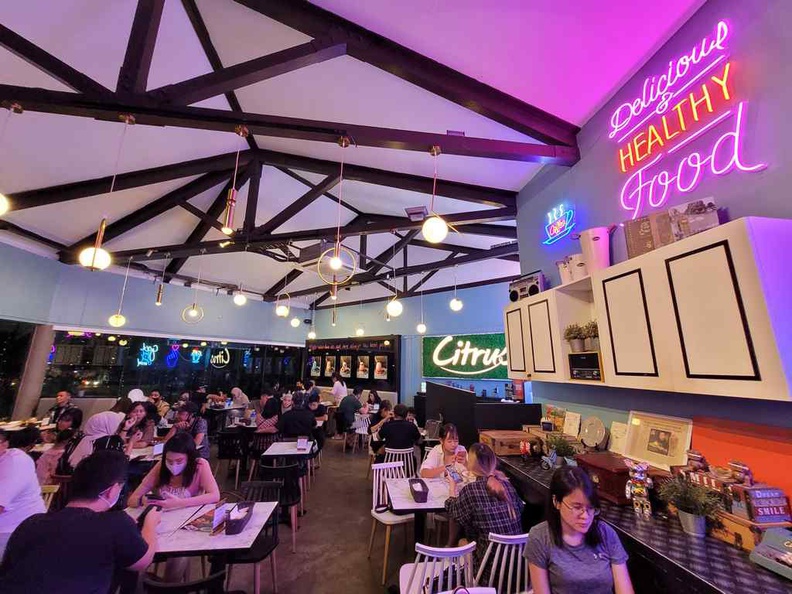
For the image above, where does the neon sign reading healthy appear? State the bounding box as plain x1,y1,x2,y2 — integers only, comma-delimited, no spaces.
543,204,575,245
611,20,766,220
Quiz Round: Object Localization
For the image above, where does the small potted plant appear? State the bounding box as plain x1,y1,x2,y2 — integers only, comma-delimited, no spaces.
658,475,722,537
546,435,577,467
583,320,599,351
563,323,585,353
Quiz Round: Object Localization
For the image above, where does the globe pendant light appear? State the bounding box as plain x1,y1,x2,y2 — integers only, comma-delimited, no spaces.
290,317,301,328
275,293,290,317
108,259,132,328
449,264,464,312
386,297,403,317
233,282,247,306
220,126,248,235
421,146,455,244
416,275,427,334
308,329,317,340
181,259,205,324
0,103,23,216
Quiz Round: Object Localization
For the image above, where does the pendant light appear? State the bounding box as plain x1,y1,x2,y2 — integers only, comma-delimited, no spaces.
0,103,22,216
318,137,357,286
416,273,427,334
355,299,365,336
449,264,463,312
181,259,205,324
154,269,165,306
80,115,135,270
384,239,403,317
290,317,301,328
330,286,337,301
220,126,248,235
233,282,247,306
307,299,317,340
108,259,132,328
422,146,456,244
331,304,337,327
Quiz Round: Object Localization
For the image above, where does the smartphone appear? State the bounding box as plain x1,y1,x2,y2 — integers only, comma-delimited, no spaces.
146,494,165,501
445,464,463,483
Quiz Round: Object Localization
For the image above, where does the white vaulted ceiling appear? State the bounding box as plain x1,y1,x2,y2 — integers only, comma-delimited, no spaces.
0,0,703,313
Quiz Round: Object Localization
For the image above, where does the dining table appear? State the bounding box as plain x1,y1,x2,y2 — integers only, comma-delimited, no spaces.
385,477,450,543
262,440,316,459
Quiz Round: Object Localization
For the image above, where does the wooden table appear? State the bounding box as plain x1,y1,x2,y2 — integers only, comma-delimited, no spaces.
385,477,449,542
262,441,315,458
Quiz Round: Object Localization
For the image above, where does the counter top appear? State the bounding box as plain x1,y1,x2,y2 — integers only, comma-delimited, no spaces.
499,455,792,594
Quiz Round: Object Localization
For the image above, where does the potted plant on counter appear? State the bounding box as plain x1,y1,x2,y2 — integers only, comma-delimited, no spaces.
583,320,599,351
564,323,585,353
545,435,577,468
658,475,722,537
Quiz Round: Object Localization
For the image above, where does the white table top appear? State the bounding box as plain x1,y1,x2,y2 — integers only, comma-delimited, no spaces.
126,502,277,555
130,446,162,462
385,478,449,513
31,443,55,453
262,441,315,456
0,421,55,432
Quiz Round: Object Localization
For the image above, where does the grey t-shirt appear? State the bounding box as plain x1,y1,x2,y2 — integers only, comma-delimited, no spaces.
524,521,628,594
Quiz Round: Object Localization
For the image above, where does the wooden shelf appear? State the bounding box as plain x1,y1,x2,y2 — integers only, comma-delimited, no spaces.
556,275,592,295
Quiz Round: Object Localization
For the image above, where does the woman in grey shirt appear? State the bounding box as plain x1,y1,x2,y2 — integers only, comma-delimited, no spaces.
525,466,634,594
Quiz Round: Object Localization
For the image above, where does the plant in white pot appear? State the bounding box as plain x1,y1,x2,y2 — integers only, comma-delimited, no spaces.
563,323,585,353
658,475,722,537
547,435,577,467
583,320,599,351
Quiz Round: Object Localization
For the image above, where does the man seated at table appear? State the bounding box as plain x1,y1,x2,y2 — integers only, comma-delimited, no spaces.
377,404,421,460
163,402,210,460
278,392,317,438
337,385,368,442
308,393,328,451
47,390,77,424
0,450,160,594
148,389,170,418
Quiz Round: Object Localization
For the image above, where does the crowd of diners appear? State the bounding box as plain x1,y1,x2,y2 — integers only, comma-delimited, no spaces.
0,379,634,593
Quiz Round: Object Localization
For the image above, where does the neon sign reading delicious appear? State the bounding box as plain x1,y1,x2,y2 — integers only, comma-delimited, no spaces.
610,20,766,219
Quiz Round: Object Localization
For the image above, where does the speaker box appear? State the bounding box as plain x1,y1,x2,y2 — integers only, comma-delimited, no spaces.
509,273,546,302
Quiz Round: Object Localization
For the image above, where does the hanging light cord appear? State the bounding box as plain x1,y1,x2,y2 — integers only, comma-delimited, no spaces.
453,264,458,297
430,150,438,213
0,108,13,148
231,144,242,190
420,273,425,323
109,118,132,194
194,260,203,303
335,146,346,254
116,258,132,313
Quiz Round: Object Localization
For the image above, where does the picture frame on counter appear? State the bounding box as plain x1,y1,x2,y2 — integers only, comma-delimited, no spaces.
624,410,692,471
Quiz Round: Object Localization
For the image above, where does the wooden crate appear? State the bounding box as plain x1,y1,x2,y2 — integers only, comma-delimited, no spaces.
711,510,792,552
526,427,584,455
479,430,531,456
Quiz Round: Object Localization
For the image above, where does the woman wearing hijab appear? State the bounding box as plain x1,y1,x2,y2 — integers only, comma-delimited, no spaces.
127,389,147,403
67,412,137,470
230,387,250,408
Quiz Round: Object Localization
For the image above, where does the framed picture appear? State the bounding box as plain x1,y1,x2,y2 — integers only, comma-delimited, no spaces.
324,356,336,377
339,355,352,378
356,356,370,378
624,410,693,471
374,355,388,380
309,356,321,377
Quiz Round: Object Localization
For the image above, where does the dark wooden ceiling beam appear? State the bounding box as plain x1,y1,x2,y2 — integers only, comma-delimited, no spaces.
0,219,67,251
233,0,580,146
409,237,520,261
253,173,341,235
243,160,263,233
366,230,419,276
0,85,576,168
276,167,363,216
8,150,253,209
116,0,165,95
180,0,258,150
150,38,347,105
178,201,228,233
264,268,304,297
0,25,109,96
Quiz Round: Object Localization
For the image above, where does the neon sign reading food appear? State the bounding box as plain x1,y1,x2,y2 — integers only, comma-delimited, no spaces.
543,203,575,245
610,20,766,219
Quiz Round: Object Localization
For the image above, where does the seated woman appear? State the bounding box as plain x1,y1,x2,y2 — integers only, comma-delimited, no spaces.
420,423,467,479
368,399,393,454
64,411,137,472
162,402,210,460
445,443,524,582
116,401,152,449
128,431,220,582
36,429,74,485
366,390,381,407
41,408,83,444
256,397,281,434
525,466,633,594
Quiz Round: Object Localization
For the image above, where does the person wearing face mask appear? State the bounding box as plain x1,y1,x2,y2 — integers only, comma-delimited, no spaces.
0,429,46,559
0,450,160,594
127,431,219,582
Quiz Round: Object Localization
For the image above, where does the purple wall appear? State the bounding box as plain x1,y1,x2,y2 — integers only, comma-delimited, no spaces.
515,0,792,427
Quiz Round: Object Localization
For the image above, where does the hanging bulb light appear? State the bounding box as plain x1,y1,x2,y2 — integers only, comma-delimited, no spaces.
108,258,132,328
233,283,247,306
331,304,337,327
308,329,317,340
416,274,427,334
449,263,463,312
355,326,365,337
0,103,23,216
79,218,112,271
386,297,403,317
290,317,301,328
422,146,452,244
416,322,427,334
107,335,117,342
118,339,128,346
181,258,205,323
221,126,248,235
275,293,290,317
307,297,318,339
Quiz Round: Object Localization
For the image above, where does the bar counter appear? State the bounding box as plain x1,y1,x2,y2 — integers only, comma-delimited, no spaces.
498,456,792,594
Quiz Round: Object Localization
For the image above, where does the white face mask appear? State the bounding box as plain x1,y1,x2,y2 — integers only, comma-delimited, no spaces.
99,485,120,510
166,461,187,476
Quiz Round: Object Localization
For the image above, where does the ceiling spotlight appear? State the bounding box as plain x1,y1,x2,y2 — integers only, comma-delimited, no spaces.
417,322,427,334
118,339,128,346
108,313,126,328
233,291,247,306
290,317,301,328
182,342,189,348
0,193,9,216
386,298,403,317
307,330,317,340
107,335,117,342
221,341,227,345
422,215,449,244
450,297,464,312
200,341,207,347
355,326,365,337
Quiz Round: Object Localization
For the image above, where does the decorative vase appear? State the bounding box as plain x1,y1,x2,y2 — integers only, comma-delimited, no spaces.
570,338,585,353
677,510,707,537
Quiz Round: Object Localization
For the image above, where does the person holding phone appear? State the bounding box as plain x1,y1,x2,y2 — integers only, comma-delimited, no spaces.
420,423,468,479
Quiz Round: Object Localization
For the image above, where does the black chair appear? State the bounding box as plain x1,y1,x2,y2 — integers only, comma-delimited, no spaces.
142,569,244,593
222,481,281,594
215,431,248,490
258,461,302,553
246,432,281,482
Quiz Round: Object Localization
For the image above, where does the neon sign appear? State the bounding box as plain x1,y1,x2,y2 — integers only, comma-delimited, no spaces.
422,334,509,379
543,203,575,245
210,348,231,369
611,19,766,220
136,343,159,367
190,348,203,364
165,344,179,369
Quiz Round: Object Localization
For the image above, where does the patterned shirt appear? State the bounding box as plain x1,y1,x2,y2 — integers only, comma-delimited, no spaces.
445,476,524,580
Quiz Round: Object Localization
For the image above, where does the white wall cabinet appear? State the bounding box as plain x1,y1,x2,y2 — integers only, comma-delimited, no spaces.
503,301,531,380
506,217,792,402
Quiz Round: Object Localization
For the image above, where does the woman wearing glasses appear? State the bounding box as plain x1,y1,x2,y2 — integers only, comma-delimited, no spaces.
525,466,634,594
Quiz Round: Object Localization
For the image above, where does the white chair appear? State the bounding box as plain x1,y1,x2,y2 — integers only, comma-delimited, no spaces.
438,589,495,594
368,461,414,585
399,541,477,594
475,533,532,594
385,447,417,478
352,413,371,454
